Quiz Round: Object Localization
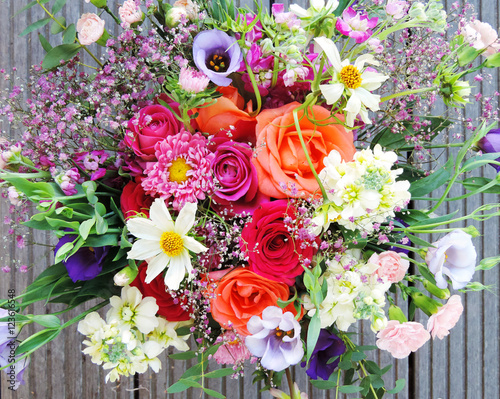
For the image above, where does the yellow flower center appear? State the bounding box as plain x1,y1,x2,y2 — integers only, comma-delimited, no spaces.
168,158,192,183
275,327,294,339
160,231,184,257
340,65,362,89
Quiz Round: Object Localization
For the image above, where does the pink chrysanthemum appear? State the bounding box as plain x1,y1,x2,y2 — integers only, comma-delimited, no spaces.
142,130,214,210
179,67,210,93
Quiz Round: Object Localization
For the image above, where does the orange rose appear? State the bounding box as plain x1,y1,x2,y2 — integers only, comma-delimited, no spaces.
252,102,356,199
210,268,298,336
195,86,256,144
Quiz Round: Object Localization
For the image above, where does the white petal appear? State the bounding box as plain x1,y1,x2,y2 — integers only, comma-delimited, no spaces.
127,239,162,260
145,253,170,283
289,4,309,18
164,256,187,290
319,83,345,105
149,198,174,230
310,0,325,10
361,71,388,91
174,202,197,236
354,53,378,70
127,218,163,240
314,37,342,71
344,92,362,115
183,236,208,254
355,87,381,111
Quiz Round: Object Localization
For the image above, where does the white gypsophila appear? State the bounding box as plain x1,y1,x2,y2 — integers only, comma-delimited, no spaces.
314,37,389,126
126,198,208,290
107,286,159,334
312,145,411,234
302,250,391,331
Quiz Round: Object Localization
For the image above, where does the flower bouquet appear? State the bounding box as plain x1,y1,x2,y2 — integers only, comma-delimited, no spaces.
1,0,500,397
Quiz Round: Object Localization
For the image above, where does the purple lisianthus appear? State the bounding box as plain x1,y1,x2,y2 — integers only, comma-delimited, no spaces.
426,230,477,290
55,234,110,282
301,329,346,380
210,137,269,217
477,128,500,172
245,306,304,372
336,7,378,43
193,29,242,87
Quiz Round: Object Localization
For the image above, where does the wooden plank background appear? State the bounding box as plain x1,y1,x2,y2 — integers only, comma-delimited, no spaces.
0,0,498,398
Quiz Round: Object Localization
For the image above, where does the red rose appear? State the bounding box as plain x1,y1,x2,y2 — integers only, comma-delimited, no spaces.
124,104,182,161
130,262,192,321
240,200,317,286
120,180,154,220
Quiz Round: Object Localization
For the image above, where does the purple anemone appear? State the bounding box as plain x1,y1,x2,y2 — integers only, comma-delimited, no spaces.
192,29,242,86
301,329,346,380
55,234,109,282
477,128,500,172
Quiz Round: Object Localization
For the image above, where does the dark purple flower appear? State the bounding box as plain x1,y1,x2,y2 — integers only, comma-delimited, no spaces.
193,29,242,86
55,235,109,282
302,329,346,380
477,128,500,172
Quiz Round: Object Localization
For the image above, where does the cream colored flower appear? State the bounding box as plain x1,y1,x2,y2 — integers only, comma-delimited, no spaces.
126,198,207,290
290,0,339,18
314,37,389,126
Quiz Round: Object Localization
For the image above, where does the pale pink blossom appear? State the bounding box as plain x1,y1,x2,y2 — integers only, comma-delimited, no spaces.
76,13,105,46
370,251,409,283
212,331,251,365
427,295,463,339
119,0,143,26
173,0,199,20
179,67,210,93
19,265,29,273
368,38,384,53
385,0,408,20
461,20,500,56
7,186,21,206
376,320,430,359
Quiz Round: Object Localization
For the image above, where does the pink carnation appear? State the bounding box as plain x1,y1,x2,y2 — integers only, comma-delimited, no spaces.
461,20,500,56
213,331,251,365
370,251,409,283
141,130,214,210
376,321,430,359
179,67,210,93
76,13,105,46
427,295,464,340
119,0,143,26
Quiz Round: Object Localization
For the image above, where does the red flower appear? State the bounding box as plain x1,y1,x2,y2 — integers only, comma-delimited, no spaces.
120,180,154,220
130,262,192,321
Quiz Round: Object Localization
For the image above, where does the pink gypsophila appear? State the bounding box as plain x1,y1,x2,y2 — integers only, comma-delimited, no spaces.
336,7,378,43
141,130,214,210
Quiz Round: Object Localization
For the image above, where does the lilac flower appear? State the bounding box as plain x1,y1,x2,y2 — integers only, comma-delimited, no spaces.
244,306,304,372
55,234,110,282
477,128,500,172
192,29,242,86
336,7,378,43
301,329,345,380
426,230,477,290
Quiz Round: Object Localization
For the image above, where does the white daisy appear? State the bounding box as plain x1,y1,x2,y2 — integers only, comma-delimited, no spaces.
126,198,207,290
314,36,389,127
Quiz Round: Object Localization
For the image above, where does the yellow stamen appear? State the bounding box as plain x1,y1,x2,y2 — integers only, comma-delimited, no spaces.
340,65,362,89
168,157,192,183
160,231,184,257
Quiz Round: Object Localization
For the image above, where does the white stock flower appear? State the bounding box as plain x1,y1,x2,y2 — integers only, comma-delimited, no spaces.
290,0,339,18
314,37,389,126
126,198,208,290
148,318,191,352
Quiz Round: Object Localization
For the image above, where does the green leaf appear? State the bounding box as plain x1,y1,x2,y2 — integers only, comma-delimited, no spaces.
351,351,367,361
203,388,225,399
485,52,500,68
51,16,66,34
85,234,118,247
42,43,82,70
417,263,437,284
45,217,79,231
306,313,321,364
38,33,53,52
410,210,458,228
167,378,202,394
54,241,75,263
458,46,481,66
82,181,98,204
462,152,500,172
1,177,55,201
203,368,237,379
387,378,406,394
52,0,67,14
30,314,61,328
12,1,38,17
409,156,453,197
79,217,96,240
96,29,110,46
17,328,60,354
169,350,197,360
311,379,338,389
63,23,76,44
338,385,363,394
19,17,51,36
476,256,500,271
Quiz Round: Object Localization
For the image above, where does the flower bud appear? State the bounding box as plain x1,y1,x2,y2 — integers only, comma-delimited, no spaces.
462,225,480,237
423,280,451,299
113,266,138,286
410,291,442,316
388,304,408,323
165,7,188,28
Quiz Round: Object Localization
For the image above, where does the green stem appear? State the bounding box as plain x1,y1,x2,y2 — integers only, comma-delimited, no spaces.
380,86,437,103
397,143,465,151
285,368,296,399
103,6,122,25
60,300,108,329
245,61,262,116
81,45,104,67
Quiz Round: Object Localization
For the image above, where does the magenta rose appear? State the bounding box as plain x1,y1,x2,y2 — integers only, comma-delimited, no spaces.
240,200,317,286
210,138,268,217
124,104,182,161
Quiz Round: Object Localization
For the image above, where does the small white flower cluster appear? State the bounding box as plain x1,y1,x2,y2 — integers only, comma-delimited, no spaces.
303,250,391,332
77,286,190,382
312,145,411,234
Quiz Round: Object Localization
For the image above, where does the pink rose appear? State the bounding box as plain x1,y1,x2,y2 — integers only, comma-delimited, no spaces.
119,0,143,26
124,104,183,161
370,251,409,283
76,13,105,46
376,320,430,359
427,295,463,340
